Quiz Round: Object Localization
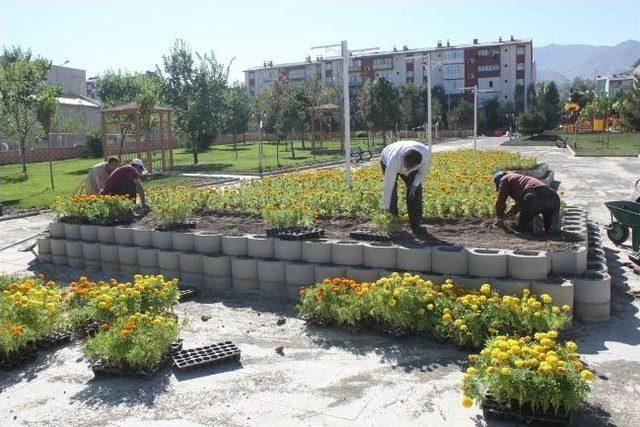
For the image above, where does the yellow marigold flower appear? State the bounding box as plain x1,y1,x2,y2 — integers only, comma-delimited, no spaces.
388,298,396,307
565,341,578,352
417,308,425,315
547,330,558,339
580,369,594,381
540,293,552,304
427,304,434,310
562,304,571,312
552,306,561,313
10,324,23,336
480,283,491,294
466,367,477,375
500,367,510,375
442,313,452,323
461,396,473,408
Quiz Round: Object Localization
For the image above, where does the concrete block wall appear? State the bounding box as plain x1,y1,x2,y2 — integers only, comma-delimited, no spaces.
37,209,597,317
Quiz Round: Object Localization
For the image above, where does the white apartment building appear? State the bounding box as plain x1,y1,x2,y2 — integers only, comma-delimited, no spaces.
244,37,535,109
596,74,635,97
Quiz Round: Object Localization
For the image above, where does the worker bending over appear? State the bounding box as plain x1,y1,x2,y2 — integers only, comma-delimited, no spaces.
380,140,432,235
100,158,149,211
85,156,120,194
493,171,560,235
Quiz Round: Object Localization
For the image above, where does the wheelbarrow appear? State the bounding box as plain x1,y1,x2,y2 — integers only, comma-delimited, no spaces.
604,200,640,250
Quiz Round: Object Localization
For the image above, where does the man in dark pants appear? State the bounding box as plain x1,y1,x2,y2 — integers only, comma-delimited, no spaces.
100,158,149,211
380,140,432,235
493,171,560,235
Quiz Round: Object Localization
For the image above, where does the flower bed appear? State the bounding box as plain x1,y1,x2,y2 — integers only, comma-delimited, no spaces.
461,333,592,421
297,273,569,349
52,194,135,225
0,276,65,366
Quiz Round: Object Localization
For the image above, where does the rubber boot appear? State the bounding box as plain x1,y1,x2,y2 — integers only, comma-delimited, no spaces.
548,213,561,235
532,215,545,237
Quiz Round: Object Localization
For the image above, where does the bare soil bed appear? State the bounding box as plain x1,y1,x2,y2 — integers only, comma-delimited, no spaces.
135,211,577,251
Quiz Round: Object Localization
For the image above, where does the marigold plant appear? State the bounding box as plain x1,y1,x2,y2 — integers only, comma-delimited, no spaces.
461,333,592,412
0,276,65,355
51,194,134,223
146,186,198,228
83,311,179,371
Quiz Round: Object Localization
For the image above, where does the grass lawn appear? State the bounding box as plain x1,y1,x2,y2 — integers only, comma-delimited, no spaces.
567,133,640,156
1,138,383,209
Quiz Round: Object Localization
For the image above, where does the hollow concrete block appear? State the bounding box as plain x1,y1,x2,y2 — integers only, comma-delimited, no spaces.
82,242,101,260
574,301,610,322
66,240,83,258
172,232,195,252
37,236,51,255
396,245,431,272
345,265,379,283
48,221,65,238
152,231,173,250
508,250,550,280
97,226,115,244
530,278,575,308
432,246,468,275
131,228,153,248
258,259,285,283
202,255,231,277
136,248,158,268
179,253,203,273
274,239,302,261
247,235,274,258
114,227,133,246
332,241,364,266
573,271,611,305
158,250,180,271
551,245,587,275
315,263,346,282
80,225,98,242
363,242,397,269
64,223,81,240
221,235,247,256
118,246,138,266
468,248,508,278
489,278,530,296
285,261,316,286
231,256,258,280
302,239,333,264
50,239,66,256
194,232,222,255
67,256,84,269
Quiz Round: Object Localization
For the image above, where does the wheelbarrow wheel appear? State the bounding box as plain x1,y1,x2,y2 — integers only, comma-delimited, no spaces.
607,222,629,245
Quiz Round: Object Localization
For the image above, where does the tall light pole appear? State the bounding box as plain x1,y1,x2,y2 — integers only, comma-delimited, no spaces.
418,53,441,148
463,86,498,149
311,41,378,187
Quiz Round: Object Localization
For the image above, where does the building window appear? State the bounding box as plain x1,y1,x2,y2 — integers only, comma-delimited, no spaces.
325,63,332,71
443,50,463,62
516,63,525,71
443,64,464,78
478,64,500,72
468,58,475,64
349,59,361,71
516,46,525,55
504,80,508,83
479,49,499,59
468,73,474,79
443,79,464,93
372,57,393,69
489,81,493,88
406,70,414,78
516,78,525,86
478,49,489,56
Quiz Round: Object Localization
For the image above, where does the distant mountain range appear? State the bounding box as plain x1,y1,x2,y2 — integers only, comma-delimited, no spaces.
534,40,640,84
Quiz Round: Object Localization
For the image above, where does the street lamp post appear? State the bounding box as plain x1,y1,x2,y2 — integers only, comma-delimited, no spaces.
463,86,498,149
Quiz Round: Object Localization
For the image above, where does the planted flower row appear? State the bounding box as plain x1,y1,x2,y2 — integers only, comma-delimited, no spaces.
297,273,592,416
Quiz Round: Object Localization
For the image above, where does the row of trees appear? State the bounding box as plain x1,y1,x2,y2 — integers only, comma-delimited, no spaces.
0,47,64,177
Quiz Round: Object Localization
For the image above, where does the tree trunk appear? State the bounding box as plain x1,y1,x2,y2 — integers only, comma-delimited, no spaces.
382,131,387,146
290,136,296,158
300,131,305,149
233,132,238,159
192,134,199,164
19,137,28,178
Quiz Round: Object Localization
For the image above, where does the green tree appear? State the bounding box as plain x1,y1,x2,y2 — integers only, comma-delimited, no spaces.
399,83,426,129
517,109,546,136
482,97,502,131
224,83,252,153
541,81,561,129
35,84,63,189
448,99,474,130
356,77,400,143
0,46,51,177
565,77,595,108
161,39,229,164
620,75,640,130
526,82,538,110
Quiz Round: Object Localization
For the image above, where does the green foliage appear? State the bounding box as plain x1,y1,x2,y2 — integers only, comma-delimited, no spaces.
565,77,595,108
224,83,252,137
371,211,403,234
0,46,52,176
482,98,502,131
35,84,63,136
357,77,400,136
263,202,314,229
541,81,561,129
620,75,640,131
83,313,179,371
518,109,546,136
85,128,103,157
449,99,474,129
160,39,229,164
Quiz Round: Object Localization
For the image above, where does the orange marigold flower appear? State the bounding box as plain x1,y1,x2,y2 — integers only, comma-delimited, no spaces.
10,324,24,336
99,323,109,331
121,328,131,337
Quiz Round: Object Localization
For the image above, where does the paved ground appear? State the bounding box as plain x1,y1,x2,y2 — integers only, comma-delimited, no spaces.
1,137,639,426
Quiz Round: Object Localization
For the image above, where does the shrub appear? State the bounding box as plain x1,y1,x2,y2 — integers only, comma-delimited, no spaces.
371,211,403,234
146,186,198,228
85,129,103,158
461,333,592,412
263,202,314,229
84,312,179,371
518,109,547,136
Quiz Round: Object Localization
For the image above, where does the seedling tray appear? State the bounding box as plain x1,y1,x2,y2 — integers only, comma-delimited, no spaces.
0,344,38,370
482,394,573,426
91,353,171,377
178,286,198,301
266,227,325,240
172,341,241,371
155,221,197,232
350,228,391,242
629,251,640,266
36,330,72,349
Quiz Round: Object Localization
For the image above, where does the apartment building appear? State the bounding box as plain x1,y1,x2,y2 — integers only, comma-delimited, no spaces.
244,36,535,108
596,74,635,97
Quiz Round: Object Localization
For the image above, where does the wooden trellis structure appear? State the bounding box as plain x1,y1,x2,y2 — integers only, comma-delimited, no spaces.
100,102,174,173
311,103,345,150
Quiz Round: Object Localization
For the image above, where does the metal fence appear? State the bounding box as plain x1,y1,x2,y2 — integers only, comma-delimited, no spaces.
0,133,87,152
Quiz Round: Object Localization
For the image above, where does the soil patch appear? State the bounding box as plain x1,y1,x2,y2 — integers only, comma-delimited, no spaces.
134,211,578,251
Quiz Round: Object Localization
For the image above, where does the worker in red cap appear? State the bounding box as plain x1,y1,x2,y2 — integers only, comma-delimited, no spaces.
100,158,149,210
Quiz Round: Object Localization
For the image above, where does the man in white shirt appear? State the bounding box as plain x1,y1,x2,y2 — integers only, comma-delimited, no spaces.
84,156,120,194
380,140,432,235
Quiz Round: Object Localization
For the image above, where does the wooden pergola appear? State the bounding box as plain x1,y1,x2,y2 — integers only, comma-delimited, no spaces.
100,102,174,173
311,103,345,150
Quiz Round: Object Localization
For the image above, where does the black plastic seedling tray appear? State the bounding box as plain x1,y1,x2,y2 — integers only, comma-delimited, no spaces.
350,228,391,242
178,286,198,301
629,251,640,266
482,394,573,426
0,344,38,370
266,227,325,240
36,330,72,349
91,355,170,377
172,341,241,371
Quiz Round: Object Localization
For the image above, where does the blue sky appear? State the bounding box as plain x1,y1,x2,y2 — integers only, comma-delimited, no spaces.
1,0,638,82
